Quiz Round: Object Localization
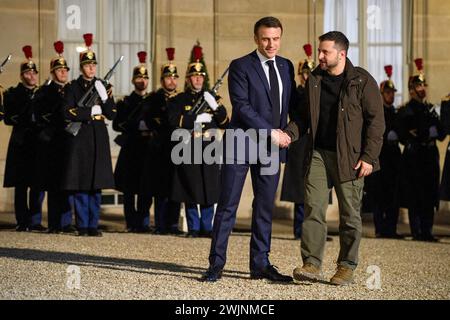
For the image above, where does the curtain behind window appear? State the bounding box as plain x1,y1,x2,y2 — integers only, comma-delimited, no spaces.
108,0,147,96
324,0,404,104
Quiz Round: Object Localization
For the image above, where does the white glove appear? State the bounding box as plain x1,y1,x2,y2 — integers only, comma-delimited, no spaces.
138,120,149,131
91,105,102,116
203,91,219,111
95,80,108,103
195,113,213,123
387,130,398,142
429,126,439,138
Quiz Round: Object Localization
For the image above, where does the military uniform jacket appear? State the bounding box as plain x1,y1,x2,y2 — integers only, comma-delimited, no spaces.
61,76,116,191
397,99,446,209
113,89,172,196
33,81,67,191
167,89,229,205
3,83,39,187
439,97,450,200
280,85,308,203
364,104,402,209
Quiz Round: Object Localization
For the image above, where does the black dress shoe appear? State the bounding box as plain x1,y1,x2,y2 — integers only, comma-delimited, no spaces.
30,224,47,232
202,268,223,282
47,228,62,234
421,235,439,242
88,228,103,237
169,228,184,235
200,230,212,238
186,230,199,238
250,265,293,282
62,225,77,233
136,226,151,234
153,229,168,235
385,233,405,239
77,228,89,237
15,225,29,232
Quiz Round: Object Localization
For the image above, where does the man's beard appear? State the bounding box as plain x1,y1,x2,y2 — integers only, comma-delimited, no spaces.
135,83,147,91
416,90,426,100
320,59,338,71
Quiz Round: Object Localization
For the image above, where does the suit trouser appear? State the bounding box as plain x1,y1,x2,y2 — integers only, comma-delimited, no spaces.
373,203,400,236
14,186,45,227
47,191,74,229
123,194,167,230
167,201,181,231
73,191,101,230
209,162,280,272
408,206,434,239
294,203,305,238
302,149,363,270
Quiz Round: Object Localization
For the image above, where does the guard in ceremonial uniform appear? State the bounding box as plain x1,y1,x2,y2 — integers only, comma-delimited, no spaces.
34,41,74,233
364,65,403,238
280,44,313,240
397,58,446,242
439,93,450,200
143,48,183,235
3,46,45,232
168,44,229,237
114,51,161,233
61,34,116,237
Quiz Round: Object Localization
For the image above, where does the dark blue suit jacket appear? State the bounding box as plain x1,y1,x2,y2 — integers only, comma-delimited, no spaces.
227,50,296,163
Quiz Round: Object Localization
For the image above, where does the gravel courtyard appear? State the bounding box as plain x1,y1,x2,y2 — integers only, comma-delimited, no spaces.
0,227,449,300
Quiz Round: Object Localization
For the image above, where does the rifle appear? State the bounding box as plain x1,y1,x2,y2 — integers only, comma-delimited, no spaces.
0,54,12,74
188,66,229,116
65,55,124,136
77,55,124,109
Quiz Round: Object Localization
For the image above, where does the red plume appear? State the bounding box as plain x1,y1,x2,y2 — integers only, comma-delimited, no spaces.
384,65,393,78
414,58,423,72
303,44,313,58
22,45,33,60
54,41,64,55
166,48,175,61
83,33,93,48
193,45,203,61
137,51,147,64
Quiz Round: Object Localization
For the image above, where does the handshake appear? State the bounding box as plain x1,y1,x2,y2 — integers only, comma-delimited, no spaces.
271,129,291,149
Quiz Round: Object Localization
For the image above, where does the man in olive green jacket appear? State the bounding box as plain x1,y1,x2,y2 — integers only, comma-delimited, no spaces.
287,31,384,286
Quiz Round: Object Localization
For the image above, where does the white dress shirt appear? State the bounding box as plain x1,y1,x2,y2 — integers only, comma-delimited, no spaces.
256,49,283,114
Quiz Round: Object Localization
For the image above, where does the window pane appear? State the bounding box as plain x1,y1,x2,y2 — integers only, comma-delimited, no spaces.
367,0,402,44
324,0,359,43
58,0,98,80
108,44,146,96
107,0,147,96
348,46,359,66
58,0,97,40
368,45,403,105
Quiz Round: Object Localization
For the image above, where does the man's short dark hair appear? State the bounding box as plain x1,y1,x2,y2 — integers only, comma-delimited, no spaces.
254,16,283,36
319,31,349,53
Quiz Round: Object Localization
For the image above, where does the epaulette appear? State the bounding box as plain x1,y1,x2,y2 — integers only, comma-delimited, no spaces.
442,94,450,102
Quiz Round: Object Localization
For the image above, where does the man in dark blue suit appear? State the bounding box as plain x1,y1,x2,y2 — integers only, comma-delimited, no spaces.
203,16,297,282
